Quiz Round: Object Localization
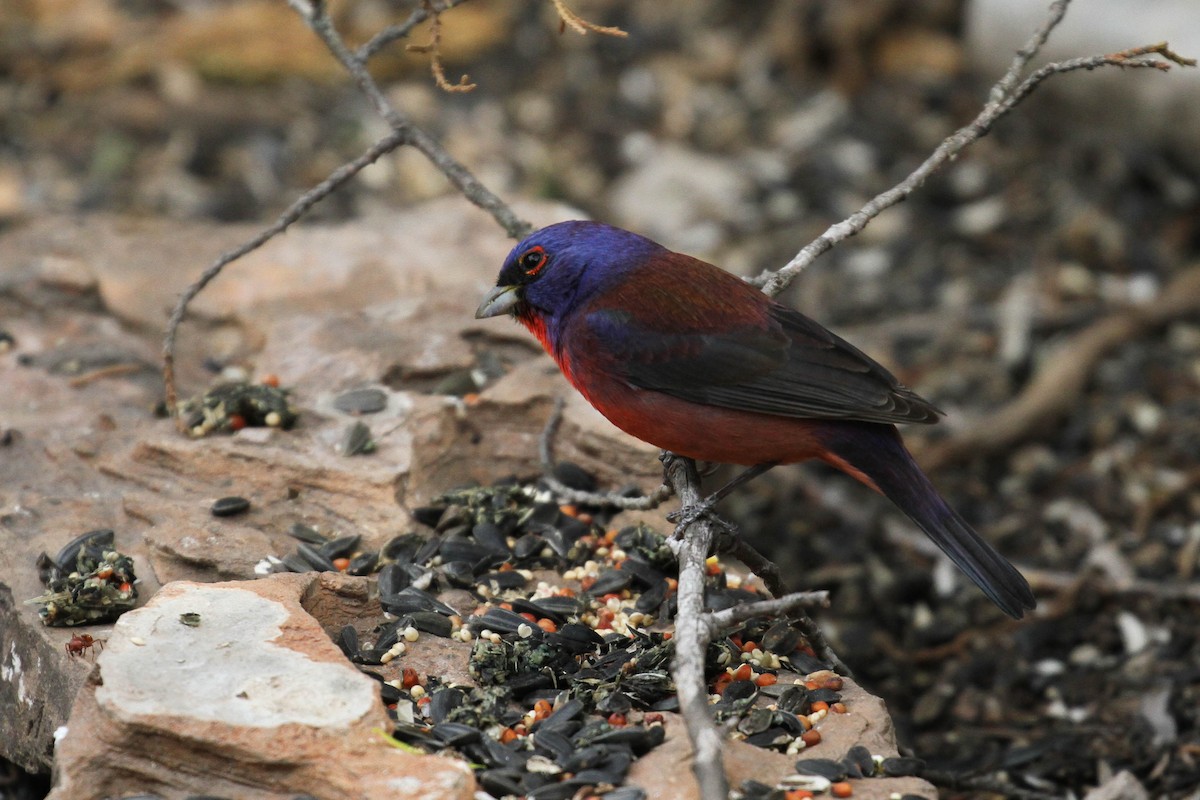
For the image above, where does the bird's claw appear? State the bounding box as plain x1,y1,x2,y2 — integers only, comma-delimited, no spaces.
668,500,738,538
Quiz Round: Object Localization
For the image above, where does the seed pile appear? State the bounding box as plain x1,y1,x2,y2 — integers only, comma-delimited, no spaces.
247,467,904,798
176,380,297,438
27,528,138,627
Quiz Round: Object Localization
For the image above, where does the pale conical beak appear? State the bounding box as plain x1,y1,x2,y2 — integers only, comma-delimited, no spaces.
475,285,521,319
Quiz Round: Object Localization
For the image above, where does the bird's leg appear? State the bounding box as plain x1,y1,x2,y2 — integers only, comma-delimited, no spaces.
667,462,778,532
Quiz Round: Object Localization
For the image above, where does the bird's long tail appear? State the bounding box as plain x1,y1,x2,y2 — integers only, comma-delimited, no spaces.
816,422,1036,619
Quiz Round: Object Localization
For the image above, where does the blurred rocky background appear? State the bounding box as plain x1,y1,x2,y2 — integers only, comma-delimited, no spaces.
2,0,1199,798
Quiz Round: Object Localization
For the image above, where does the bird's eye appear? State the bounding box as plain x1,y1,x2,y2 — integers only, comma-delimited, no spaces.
520,246,547,276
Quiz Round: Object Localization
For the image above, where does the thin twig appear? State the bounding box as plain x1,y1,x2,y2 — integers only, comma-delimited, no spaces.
162,130,409,423
548,0,628,37
705,591,829,635
406,0,476,93
752,3,1194,299
794,611,854,677
357,0,474,63
290,0,531,239
538,397,674,509
722,537,786,598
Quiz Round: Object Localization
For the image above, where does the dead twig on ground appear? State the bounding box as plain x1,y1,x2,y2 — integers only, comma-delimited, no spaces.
538,396,675,510
919,264,1200,470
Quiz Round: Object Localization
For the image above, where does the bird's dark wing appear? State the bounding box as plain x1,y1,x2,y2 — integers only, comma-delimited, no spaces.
577,268,940,426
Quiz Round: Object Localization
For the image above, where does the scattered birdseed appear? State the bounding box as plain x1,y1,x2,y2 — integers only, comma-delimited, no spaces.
26,529,138,626
300,471,851,799
177,381,298,438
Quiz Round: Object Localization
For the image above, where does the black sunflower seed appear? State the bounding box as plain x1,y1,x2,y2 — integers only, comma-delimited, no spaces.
526,781,581,800
431,722,481,747
808,687,842,704
477,769,524,796
589,569,631,596
478,571,527,591
551,623,605,653
409,611,454,638
536,698,585,734
551,462,597,492
52,528,115,572
354,648,384,666
789,652,831,674
374,618,409,651
333,387,387,415
335,625,359,658
435,505,471,532
427,687,465,724
777,686,811,715
509,598,566,626
320,534,362,560
617,557,662,588
413,535,442,564
346,551,378,576
745,727,792,749
211,496,250,517
280,553,313,573
529,595,583,617
844,744,875,776
471,522,510,553
595,691,632,715
508,671,555,696
602,787,647,800
297,542,337,572
794,758,848,781
377,563,409,596
738,708,775,736
287,523,326,545
440,561,477,588
761,621,803,655
513,533,546,560
382,533,426,564
533,729,575,761
378,682,402,704
471,607,533,635
380,586,457,616
721,679,758,705
592,725,664,753
440,538,505,567
634,580,667,614
573,748,633,784
773,710,805,735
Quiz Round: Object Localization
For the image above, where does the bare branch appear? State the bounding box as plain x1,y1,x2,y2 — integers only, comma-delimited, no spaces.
538,397,674,509
662,455,729,800
165,0,532,416
162,130,409,423
291,0,530,239
549,0,628,37
357,0,474,63
705,591,829,636
406,0,477,93
752,1,1194,298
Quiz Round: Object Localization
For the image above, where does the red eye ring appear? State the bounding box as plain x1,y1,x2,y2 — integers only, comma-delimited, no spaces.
520,246,547,276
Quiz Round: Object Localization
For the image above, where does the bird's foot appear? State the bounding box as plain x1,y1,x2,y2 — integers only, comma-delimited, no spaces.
667,499,738,539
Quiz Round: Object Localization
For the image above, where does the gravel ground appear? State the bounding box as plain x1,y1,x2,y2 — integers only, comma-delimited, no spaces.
3,1,1199,797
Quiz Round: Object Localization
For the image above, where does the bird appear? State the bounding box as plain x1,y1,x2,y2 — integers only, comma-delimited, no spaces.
476,220,1036,618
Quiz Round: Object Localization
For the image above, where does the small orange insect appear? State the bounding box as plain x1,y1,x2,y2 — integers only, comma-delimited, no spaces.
65,633,103,659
